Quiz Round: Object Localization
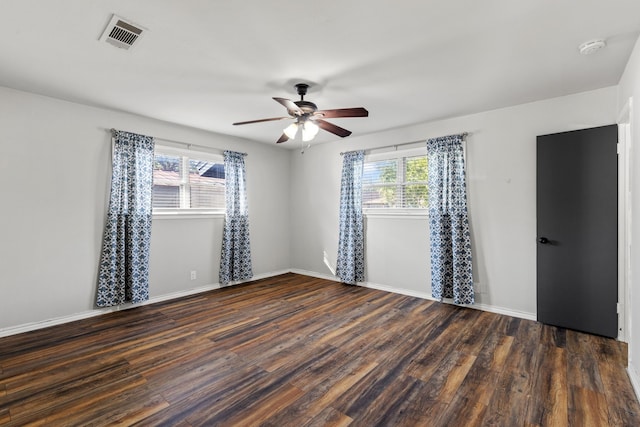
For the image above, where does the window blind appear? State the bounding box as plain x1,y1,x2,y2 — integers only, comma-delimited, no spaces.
362,151,428,209
153,147,225,212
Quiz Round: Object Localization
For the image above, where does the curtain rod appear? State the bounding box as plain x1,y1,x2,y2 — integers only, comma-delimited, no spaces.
109,128,248,156
340,132,468,155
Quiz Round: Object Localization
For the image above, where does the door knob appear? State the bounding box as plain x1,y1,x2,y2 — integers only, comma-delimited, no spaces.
538,237,549,244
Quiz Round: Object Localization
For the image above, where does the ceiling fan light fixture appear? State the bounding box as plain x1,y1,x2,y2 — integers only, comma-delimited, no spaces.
284,122,299,139
302,121,320,142
233,82,368,144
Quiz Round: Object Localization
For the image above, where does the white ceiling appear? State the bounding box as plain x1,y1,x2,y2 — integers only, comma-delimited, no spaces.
1,1,639,147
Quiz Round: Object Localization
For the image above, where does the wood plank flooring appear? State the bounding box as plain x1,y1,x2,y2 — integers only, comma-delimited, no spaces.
1,273,638,426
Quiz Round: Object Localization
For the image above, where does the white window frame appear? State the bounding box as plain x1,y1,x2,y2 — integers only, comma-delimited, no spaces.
363,147,429,218
152,145,225,219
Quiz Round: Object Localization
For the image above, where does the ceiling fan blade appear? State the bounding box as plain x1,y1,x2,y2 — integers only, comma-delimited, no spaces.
233,117,289,126
316,119,352,138
273,97,303,115
276,133,289,144
316,107,369,119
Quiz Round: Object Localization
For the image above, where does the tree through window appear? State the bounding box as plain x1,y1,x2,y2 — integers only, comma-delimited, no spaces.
362,150,428,209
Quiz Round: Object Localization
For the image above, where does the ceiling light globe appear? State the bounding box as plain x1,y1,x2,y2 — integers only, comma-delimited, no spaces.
302,121,320,142
284,122,299,139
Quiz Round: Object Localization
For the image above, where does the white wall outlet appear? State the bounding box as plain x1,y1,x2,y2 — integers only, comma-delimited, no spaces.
190,270,197,280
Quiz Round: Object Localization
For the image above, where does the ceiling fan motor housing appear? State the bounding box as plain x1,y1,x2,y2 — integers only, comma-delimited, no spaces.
295,83,309,97
294,100,317,114
293,83,317,114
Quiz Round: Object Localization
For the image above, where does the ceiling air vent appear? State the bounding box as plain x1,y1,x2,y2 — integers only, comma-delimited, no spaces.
100,15,146,50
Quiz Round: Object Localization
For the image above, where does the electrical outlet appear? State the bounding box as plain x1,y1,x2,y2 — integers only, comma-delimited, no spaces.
190,270,197,280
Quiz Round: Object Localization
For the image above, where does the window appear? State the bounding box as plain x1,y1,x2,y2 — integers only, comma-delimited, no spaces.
153,145,225,214
362,148,428,210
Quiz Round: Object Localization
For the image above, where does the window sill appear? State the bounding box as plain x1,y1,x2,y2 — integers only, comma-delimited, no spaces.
364,209,428,219
153,210,225,220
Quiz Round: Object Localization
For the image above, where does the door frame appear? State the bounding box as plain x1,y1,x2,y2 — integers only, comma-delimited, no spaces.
618,97,633,342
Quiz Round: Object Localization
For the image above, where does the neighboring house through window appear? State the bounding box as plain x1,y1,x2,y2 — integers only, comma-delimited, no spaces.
153,145,225,214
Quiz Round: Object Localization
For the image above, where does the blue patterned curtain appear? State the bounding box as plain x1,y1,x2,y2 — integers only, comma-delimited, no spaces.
336,150,365,284
96,130,154,307
427,134,474,304
219,150,253,285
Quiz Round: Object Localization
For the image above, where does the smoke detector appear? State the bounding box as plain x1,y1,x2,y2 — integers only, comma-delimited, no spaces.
578,39,606,55
100,15,146,50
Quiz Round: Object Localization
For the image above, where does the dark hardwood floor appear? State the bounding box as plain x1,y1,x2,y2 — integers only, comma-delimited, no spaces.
1,273,638,426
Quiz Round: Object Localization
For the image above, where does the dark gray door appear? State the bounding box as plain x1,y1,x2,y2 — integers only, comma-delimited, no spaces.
537,125,618,338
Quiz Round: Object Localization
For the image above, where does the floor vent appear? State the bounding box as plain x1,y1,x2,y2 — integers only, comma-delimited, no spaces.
100,15,145,50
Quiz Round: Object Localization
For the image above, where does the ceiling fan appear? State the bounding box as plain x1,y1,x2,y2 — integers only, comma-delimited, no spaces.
233,83,368,144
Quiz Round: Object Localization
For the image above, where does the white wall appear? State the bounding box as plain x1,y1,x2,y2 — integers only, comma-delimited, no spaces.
618,36,640,395
0,86,290,332
290,86,618,317
0,83,623,333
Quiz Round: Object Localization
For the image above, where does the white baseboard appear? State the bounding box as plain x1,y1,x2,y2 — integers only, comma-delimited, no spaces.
0,268,536,337
0,269,291,338
290,269,536,321
628,363,640,402
247,269,292,282
470,302,536,321
360,280,435,300
289,268,340,282
359,280,536,321
0,306,122,338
